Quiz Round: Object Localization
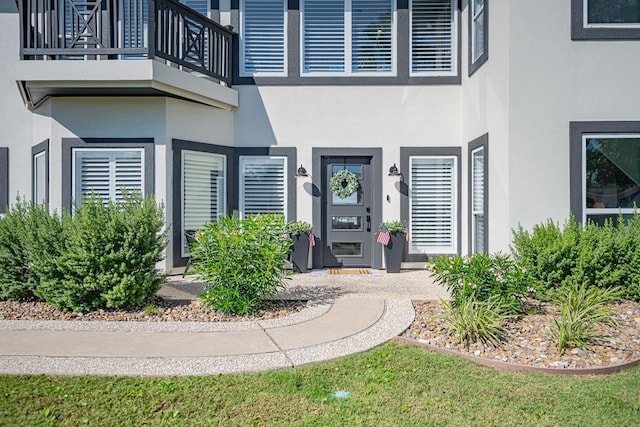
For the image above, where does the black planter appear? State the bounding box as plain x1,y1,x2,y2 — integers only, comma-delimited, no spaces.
291,233,311,273
383,233,405,273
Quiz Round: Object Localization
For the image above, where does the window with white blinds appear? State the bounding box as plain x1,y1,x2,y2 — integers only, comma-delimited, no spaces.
181,151,226,256
73,149,144,205
241,0,287,76
471,0,485,63
301,0,395,75
239,156,287,218
180,0,209,16
410,0,457,76
409,156,457,254
471,147,485,253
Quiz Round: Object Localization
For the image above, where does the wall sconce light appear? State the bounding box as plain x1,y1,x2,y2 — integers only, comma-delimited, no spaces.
388,163,403,179
296,164,308,177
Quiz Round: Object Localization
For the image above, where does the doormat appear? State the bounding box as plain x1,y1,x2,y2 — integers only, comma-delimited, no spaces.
327,268,372,275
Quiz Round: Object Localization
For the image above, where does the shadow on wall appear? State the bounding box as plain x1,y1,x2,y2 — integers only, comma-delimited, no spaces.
233,86,279,147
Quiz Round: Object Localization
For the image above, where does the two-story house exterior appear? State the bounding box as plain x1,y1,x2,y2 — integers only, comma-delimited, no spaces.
1,0,639,273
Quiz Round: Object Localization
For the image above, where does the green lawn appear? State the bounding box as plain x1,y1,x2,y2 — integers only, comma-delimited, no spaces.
1,343,639,426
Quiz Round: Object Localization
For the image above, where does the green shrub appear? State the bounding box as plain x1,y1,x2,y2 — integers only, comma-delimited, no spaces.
0,200,63,301
286,220,312,235
191,214,292,315
379,220,406,233
551,283,621,354
430,253,529,313
440,297,513,346
512,213,640,301
35,193,167,312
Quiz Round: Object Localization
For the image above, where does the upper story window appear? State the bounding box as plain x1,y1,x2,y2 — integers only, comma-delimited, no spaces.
469,0,488,75
301,0,395,76
180,0,210,16
572,0,640,39
411,0,458,76
241,0,287,76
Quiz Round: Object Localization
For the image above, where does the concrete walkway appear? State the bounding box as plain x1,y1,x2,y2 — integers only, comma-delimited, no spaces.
0,270,447,376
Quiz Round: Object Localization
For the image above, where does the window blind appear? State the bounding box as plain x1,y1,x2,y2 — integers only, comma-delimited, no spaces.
302,0,345,73
411,0,456,75
180,0,209,16
74,149,143,204
240,156,287,218
242,0,286,75
471,147,485,253
472,0,485,62
409,156,457,254
182,151,225,255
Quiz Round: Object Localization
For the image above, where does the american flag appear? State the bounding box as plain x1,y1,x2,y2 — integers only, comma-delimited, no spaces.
309,233,316,247
376,228,391,246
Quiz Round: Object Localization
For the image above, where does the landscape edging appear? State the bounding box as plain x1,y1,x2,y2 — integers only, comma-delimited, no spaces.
393,336,640,376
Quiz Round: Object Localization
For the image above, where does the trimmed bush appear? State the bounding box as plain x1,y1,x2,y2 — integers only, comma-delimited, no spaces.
430,253,529,314
191,214,292,315
35,193,167,312
512,214,640,302
0,200,63,301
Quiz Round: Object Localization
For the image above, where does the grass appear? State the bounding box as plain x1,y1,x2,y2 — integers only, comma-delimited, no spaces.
1,343,639,426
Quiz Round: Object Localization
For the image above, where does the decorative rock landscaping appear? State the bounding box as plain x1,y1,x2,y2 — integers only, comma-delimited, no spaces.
401,300,640,370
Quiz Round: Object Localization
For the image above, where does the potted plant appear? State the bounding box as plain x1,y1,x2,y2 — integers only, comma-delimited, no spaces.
287,220,313,273
378,220,406,273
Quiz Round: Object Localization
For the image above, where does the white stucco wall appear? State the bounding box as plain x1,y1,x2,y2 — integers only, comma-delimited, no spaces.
508,1,640,233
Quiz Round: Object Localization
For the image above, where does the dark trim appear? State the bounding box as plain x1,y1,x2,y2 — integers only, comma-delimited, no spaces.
31,139,49,204
61,138,155,211
571,0,640,40
232,0,461,86
400,146,462,261
468,0,489,76
171,140,235,267
312,148,383,269
468,133,488,254
234,146,297,221
569,121,640,222
0,147,8,214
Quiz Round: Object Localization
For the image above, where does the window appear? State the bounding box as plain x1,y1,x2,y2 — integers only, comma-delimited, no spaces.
180,0,209,16
409,156,458,254
239,156,287,218
301,0,395,75
0,147,7,215
72,148,144,205
583,134,640,224
572,0,640,39
241,0,287,76
31,140,49,205
469,0,488,75
181,151,226,256
469,134,488,254
411,0,457,76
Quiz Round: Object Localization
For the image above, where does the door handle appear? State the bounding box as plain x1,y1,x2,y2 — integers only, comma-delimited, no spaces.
366,215,371,232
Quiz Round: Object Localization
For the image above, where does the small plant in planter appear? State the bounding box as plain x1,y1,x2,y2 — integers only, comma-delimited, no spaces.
287,220,314,273
378,220,407,273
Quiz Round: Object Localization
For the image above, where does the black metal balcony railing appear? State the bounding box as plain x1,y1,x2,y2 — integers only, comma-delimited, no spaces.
19,0,233,86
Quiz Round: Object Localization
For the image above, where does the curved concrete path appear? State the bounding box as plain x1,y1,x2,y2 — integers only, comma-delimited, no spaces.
0,270,446,376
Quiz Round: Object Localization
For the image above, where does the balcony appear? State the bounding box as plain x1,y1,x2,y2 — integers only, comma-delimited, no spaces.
16,0,237,109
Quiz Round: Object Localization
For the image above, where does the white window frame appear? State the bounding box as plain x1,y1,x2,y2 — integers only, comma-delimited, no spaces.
409,155,458,254
71,147,145,205
300,0,397,77
33,151,47,205
470,146,485,253
471,0,485,63
240,0,288,77
409,0,458,77
181,150,226,257
239,155,288,219
582,133,640,223
583,0,640,28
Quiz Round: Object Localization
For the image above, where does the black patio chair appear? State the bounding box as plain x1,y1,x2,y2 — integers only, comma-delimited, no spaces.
182,229,197,278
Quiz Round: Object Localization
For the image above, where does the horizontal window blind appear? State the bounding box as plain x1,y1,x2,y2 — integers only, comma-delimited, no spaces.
302,0,345,73
409,156,456,254
471,147,485,253
74,149,143,205
182,151,225,256
352,0,393,73
411,0,456,75
240,156,287,218
180,0,209,16
242,0,286,75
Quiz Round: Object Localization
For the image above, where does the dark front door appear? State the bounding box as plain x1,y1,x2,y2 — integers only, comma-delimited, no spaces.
322,157,373,267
